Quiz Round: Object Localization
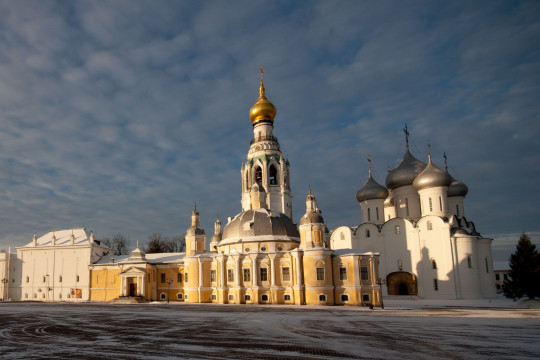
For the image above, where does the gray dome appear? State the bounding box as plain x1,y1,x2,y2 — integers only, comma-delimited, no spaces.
447,175,468,197
386,150,427,190
356,173,389,202
300,211,324,225
413,158,452,191
222,209,299,241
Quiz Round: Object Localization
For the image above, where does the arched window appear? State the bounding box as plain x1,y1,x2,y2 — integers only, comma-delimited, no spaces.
439,196,443,211
254,166,262,185
366,230,371,238
429,198,433,212
367,208,371,222
432,259,437,269
269,165,278,185
376,207,379,220
261,294,269,302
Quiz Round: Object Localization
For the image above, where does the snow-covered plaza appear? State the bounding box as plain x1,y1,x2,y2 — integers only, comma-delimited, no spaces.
0,300,538,359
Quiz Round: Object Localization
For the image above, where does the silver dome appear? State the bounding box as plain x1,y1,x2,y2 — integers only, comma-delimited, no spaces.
356,173,389,202
385,150,427,190
221,208,299,241
447,175,468,197
413,158,452,191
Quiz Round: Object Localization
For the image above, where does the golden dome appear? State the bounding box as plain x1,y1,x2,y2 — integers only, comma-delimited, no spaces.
249,66,276,125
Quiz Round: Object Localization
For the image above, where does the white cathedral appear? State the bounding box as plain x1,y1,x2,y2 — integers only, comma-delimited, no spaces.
330,131,496,299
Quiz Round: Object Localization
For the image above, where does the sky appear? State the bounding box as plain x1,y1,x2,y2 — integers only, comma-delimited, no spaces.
0,1,538,263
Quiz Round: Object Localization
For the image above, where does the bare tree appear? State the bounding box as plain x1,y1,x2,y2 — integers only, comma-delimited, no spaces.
99,234,130,255
111,234,130,255
171,235,186,252
145,233,185,253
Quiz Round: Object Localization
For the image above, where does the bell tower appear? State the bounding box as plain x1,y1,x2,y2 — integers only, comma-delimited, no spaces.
241,66,293,218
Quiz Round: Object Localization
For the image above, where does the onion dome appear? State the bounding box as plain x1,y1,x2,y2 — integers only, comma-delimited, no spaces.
447,175,469,197
385,150,427,190
249,67,276,125
412,156,452,191
356,171,389,203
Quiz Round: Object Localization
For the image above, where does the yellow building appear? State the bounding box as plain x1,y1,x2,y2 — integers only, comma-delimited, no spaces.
90,69,382,307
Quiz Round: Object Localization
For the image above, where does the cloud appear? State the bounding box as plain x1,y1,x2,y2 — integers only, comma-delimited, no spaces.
0,0,538,266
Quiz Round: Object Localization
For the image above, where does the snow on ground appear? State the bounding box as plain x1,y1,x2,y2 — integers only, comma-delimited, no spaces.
0,298,538,359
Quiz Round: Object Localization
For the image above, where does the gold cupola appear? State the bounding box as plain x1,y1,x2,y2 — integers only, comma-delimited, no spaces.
249,66,277,125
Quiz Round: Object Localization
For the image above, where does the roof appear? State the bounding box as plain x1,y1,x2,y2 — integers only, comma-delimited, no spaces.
93,252,185,265
21,228,99,248
221,208,300,243
332,249,380,256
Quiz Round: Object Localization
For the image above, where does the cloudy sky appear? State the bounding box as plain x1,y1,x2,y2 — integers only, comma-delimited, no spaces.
0,1,538,262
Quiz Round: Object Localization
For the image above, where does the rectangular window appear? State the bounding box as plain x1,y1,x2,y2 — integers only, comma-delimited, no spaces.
405,198,410,216
76,275,79,282
376,207,379,220
456,204,460,217
496,284,501,290
395,225,400,234
434,279,439,291
495,274,500,281
503,274,508,281
439,196,443,211
185,273,188,283
260,268,268,282
59,275,62,283
160,273,166,283
243,268,250,282
362,294,370,302
282,267,290,282
316,267,325,281
177,273,183,283
210,270,216,283
284,294,291,301
339,267,347,281
340,294,349,302
361,266,369,281
467,256,472,269
429,197,433,212
368,208,371,222
485,257,489,273
227,269,234,283
427,221,433,230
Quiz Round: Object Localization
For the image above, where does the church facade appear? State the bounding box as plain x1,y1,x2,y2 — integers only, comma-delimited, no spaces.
330,134,497,299
88,71,382,306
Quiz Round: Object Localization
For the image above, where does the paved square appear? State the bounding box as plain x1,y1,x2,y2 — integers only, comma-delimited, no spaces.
0,303,538,359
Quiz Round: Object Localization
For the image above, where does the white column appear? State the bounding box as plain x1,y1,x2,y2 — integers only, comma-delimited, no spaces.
270,256,276,286
252,256,258,286
235,256,241,287
220,256,225,287
142,275,146,297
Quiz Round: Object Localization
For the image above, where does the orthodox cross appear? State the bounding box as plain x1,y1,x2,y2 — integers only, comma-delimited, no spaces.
404,124,410,149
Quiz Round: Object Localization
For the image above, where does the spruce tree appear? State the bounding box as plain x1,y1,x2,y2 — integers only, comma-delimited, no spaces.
503,232,540,299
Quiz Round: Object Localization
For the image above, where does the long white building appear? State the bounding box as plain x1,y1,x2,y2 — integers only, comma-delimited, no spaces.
331,136,496,299
4,228,112,301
